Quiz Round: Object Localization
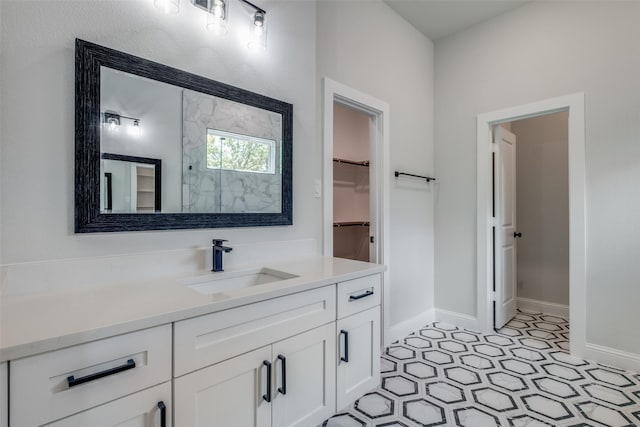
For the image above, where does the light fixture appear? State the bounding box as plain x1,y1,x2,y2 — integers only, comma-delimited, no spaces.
188,0,268,50
128,119,142,138
154,0,180,15
103,112,121,131
247,9,266,50
205,0,229,36
102,112,141,137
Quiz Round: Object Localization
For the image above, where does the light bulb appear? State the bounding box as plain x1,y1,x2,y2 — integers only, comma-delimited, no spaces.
247,11,267,50
154,0,180,14
206,0,228,36
129,120,141,137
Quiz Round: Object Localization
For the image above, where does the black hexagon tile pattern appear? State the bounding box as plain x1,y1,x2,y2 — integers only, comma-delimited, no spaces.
322,311,640,426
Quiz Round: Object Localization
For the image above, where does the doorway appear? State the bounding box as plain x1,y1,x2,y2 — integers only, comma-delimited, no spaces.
322,78,390,344
476,93,586,358
492,113,570,331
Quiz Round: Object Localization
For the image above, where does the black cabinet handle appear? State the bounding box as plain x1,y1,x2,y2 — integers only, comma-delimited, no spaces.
349,290,374,301
67,359,136,388
277,354,287,395
340,330,349,363
157,401,166,427
262,360,272,402
514,232,522,238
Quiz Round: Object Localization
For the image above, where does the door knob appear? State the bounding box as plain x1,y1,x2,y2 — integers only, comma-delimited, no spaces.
514,232,522,238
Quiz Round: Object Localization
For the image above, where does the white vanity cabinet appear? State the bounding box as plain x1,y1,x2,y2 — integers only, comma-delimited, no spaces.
46,382,171,427
335,275,381,410
174,285,337,427
9,325,172,427
175,323,335,427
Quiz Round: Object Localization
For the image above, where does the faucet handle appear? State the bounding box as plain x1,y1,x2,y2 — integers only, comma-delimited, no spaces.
212,239,228,246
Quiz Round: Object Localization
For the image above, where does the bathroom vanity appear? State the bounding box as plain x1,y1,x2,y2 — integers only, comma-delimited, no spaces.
0,257,384,426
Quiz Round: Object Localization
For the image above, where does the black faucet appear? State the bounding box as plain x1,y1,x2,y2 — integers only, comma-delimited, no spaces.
212,239,233,272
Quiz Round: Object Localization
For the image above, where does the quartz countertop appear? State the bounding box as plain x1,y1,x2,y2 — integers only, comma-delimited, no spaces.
0,257,384,362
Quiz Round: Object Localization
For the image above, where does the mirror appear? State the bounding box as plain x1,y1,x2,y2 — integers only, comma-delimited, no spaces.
75,39,292,232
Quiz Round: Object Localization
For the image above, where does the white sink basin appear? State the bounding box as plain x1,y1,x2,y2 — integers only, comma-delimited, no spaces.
184,268,299,295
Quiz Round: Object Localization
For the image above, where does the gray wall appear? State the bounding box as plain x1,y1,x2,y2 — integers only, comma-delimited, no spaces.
318,0,435,327
434,1,640,353
511,113,569,306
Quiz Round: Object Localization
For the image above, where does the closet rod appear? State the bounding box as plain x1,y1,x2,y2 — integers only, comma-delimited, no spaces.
394,171,436,183
333,158,370,167
333,221,370,227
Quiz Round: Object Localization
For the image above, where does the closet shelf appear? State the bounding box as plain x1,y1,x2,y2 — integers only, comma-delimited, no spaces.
333,221,370,228
333,158,369,167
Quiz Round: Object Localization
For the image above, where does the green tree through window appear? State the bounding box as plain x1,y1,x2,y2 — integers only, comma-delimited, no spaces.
206,129,276,174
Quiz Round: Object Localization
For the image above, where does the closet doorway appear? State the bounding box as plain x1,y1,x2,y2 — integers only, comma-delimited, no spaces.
323,78,390,342
332,103,373,262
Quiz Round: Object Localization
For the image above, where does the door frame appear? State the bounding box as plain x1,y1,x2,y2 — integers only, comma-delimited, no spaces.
476,93,586,357
322,78,391,346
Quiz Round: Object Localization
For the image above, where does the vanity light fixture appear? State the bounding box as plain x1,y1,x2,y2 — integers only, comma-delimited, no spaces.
102,112,141,137
128,119,142,138
247,9,267,50
154,0,180,15
185,0,268,49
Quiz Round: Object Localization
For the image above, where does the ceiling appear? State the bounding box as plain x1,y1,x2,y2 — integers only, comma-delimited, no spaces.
383,0,530,41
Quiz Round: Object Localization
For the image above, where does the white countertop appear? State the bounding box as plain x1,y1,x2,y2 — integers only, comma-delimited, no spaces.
0,257,384,362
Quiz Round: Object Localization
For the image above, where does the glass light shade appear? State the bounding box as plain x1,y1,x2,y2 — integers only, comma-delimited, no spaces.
154,0,180,14
128,120,142,138
206,0,228,36
247,11,267,50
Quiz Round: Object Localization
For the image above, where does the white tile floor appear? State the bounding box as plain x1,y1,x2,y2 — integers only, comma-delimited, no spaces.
322,311,640,426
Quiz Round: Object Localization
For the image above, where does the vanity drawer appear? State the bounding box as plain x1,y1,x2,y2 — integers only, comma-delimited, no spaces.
337,274,381,319
174,284,336,376
10,324,171,427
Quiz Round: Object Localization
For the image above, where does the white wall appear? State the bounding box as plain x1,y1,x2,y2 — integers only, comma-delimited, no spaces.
317,1,435,329
0,1,318,282
434,1,640,354
511,112,569,306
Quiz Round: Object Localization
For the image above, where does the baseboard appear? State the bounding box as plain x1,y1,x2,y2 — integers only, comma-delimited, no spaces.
517,297,569,318
582,343,640,372
434,309,480,332
387,308,435,345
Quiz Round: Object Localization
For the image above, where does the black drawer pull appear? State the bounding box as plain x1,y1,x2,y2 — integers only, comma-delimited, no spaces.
67,358,136,388
263,360,272,402
340,330,349,363
277,354,287,395
157,401,166,427
349,290,374,301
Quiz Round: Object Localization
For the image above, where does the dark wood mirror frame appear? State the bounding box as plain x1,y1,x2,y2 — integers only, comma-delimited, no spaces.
75,39,293,233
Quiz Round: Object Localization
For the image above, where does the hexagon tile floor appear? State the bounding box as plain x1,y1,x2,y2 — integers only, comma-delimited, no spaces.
321,311,640,427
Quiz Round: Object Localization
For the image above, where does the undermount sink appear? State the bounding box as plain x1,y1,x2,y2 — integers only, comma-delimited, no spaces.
184,268,299,295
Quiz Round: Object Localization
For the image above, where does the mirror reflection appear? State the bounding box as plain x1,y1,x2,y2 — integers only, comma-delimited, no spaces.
99,67,283,214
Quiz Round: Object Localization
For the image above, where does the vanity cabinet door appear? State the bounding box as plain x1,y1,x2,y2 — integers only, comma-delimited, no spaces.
46,381,171,427
174,345,272,427
336,306,380,410
271,323,336,427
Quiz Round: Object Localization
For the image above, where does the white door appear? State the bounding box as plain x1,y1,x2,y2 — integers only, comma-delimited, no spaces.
271,324,336,427
336,306,380,410
47,382,171,427
174,346,271,427
494,126,518,328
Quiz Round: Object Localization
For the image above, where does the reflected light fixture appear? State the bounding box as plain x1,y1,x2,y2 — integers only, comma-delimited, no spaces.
128,119,142,138
154,0,180,15
102,112,142,137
